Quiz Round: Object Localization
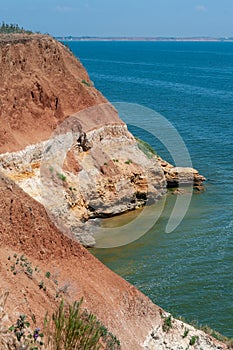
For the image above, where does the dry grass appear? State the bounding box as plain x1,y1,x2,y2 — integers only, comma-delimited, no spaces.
0,291,16,350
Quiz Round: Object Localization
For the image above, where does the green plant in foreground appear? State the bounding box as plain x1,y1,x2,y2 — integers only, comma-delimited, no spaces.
3,289,120,349
46,299,100,350
44,298,121,350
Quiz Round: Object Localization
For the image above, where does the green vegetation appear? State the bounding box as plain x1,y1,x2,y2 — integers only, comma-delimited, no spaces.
38,280,46,291
136,137,157,159
8,299,121,350
45,271,51,279
124,159,132,165
182,328,189,338
56,172,67,182
8,254,36,278
81,79,92,87
49,166,54,174
176,314,233,347
199,324,232,344
45,299,101,350
9,314,44,349
0,22,33,34
189,335,198,346
4,254,121,348
44,298,121,350
162,315,173,333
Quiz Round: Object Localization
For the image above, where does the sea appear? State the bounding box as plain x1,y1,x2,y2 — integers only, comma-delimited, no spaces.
64,40,233,337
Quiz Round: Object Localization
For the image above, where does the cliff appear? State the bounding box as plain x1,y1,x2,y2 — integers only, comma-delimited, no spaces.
0,34,105,153
0,34,167,246
0,34,217,350
0,174,227,349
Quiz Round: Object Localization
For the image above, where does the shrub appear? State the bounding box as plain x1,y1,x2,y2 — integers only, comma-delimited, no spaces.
162,315,172,333
189,335,198,346
44,298,121,349
182,328,189,338
1,292,121,350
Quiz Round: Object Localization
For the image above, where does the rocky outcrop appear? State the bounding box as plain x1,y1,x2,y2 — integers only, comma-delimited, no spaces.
0,105,166,246
158,156,206,189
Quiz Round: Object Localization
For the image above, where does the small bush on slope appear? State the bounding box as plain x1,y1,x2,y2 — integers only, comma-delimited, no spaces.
0,291,121,350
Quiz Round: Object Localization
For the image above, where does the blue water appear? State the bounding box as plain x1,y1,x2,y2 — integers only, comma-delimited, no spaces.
65,41,233,337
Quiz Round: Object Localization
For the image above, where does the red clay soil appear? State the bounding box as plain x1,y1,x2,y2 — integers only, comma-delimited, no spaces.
0,173,162,349
0,34,113,153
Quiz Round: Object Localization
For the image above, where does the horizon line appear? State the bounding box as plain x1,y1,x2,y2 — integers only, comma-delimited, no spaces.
55,35,233,42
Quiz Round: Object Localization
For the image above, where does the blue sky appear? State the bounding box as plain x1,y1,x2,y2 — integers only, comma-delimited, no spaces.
1,0,233,37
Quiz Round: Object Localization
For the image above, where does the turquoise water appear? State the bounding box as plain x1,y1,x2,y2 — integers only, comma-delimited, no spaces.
65,41,233,337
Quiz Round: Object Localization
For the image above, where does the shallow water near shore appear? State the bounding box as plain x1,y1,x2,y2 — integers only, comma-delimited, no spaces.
65,41,233,337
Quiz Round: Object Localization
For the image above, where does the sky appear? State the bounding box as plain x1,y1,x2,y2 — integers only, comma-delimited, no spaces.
1,0,233,38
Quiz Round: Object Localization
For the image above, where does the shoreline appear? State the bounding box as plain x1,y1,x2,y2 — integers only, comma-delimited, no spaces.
57,36,233,42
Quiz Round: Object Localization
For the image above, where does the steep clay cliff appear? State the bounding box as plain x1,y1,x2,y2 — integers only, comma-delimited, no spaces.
0,34,105,153
0,34,215,349
0,174,227,350
0,34,167,245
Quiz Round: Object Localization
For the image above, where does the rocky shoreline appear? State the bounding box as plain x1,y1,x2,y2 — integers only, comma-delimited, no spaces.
0,114,205,246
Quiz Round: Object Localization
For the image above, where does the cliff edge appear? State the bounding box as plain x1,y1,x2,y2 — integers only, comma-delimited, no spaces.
0,34,106,153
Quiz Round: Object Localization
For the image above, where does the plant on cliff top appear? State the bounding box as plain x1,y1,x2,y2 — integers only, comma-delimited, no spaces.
0,22,33,34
